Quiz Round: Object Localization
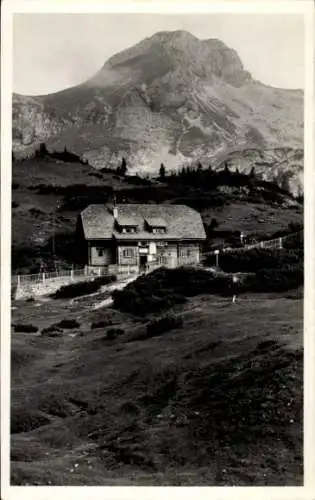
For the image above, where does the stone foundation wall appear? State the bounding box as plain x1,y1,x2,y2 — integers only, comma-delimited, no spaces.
14,275,93,300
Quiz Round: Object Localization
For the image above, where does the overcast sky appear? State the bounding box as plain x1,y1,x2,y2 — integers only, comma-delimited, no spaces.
13,13,305,95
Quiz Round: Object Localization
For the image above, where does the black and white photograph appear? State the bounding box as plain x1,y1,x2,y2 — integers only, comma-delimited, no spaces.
1,0,314,495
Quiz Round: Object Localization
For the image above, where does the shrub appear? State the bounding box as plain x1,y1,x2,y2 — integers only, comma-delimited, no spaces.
28,207,44,217
12,244,53,274
113,267,231,315
93,275,117,286
123,175,152,186
88,171,103,179
146,315,183,338
11,409,50,434
249,264,303,292
53,275,116,299
55,319,80,329
206,247,302,274
288,221,303,233
254,339,279,353
14,324,38,333
41,325,63,337
91,319,113,329
106,328,124,340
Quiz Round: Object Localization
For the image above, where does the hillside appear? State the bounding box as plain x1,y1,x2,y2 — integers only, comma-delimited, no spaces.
11,155,303,274
12,30,303,194
11,283,302,485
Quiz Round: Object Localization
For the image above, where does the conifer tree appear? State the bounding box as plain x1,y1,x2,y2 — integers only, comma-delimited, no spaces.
117,157,128,176
159,163,166,179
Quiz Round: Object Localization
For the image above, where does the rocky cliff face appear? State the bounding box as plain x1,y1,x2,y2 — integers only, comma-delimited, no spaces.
12,30,303,194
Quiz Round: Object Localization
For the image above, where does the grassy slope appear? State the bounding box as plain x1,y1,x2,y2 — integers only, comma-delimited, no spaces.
11,291,302,486
11,157,131,248
11,156,303,485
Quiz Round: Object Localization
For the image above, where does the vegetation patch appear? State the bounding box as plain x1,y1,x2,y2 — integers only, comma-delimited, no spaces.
91,319,113,329
11,408,50,434
14,323,38,333
113,267,231,315
52,275,116,299
249,264,303,293
41,325,64,337
106,328,125,340
55,319,80,329
209,247,302,274
146,315,183,338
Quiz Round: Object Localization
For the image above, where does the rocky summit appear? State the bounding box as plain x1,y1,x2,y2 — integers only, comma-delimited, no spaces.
12,30,303,194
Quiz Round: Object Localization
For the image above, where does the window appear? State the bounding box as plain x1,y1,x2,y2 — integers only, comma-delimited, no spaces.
122,249,134,258
97,248,104,257
151,227,166,234
121,226,137,233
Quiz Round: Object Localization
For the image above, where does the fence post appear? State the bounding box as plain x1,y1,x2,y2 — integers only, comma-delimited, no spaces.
279,237,283,249
71,268,74,280
17,275,20,286
98,267,101,276
42,272,46,285
214,249,220,268
260,241,264,249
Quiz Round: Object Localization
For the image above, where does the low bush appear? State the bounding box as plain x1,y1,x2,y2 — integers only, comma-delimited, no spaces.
254,339,279,353
88,171,103,178
53,275,116,299
93,275,117,286
123,175,152,186
146,315,183,338
41,325,63,336
12,244,53,274
113,260,303,316
249,264,303,292
11,408,50,434
14,324,38,333
91,319,113,329
113,267,231,315
205,247,302,274
28,207,45,217
106,328,124,340
55,319,80,329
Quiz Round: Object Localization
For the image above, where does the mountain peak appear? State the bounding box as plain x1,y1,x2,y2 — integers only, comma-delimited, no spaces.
12,30,303,195
148,30,198,43
103,30,251,88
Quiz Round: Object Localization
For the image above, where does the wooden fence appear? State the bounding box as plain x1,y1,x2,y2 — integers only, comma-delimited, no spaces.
11,262,164,287
207,231,302,256
11,231,302,288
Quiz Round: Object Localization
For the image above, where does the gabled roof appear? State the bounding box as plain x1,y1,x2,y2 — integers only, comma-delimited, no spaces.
80,204,206,241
